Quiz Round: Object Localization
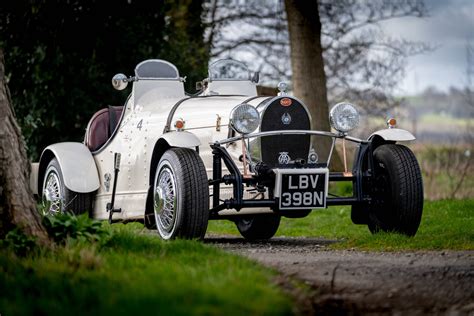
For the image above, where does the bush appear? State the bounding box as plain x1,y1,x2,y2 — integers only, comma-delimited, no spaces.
43,213,109,244
0,228,37,256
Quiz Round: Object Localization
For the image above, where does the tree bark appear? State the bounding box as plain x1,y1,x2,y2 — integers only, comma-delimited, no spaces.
0,48,49,245
285,0,343,169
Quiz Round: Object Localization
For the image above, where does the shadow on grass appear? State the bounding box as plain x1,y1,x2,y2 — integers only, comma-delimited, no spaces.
205,236,339,247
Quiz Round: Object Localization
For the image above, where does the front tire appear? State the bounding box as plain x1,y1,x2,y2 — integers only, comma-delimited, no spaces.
42,158,93,215
236,215,281,240
153,148,209,240
368,144,423,236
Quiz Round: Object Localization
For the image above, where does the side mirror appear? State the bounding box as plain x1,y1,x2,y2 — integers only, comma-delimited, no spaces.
251,71,259,83
112,73,128,90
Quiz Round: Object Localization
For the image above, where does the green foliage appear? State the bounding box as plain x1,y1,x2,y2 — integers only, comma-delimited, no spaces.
43,213,110,244
0,0,209,159
0,223,292,315
208,199,474,251
0,228,37,257
329,181,353,197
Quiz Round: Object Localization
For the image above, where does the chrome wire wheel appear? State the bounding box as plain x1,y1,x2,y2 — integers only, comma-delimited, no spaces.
41,158,92,216
151,148,209,240
43,169,63,215
154,162,179,239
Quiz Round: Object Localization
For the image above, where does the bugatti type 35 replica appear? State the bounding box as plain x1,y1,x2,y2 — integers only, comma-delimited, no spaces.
30,59,424,240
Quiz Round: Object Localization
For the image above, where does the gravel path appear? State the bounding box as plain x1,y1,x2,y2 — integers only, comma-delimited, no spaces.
205,235,474,315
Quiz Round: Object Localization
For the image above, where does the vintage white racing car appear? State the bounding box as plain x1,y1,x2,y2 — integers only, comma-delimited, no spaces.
30,59,424,240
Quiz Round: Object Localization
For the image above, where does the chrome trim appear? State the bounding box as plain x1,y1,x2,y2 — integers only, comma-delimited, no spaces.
212,130,366,145
154,163,178,239
345,135,366,143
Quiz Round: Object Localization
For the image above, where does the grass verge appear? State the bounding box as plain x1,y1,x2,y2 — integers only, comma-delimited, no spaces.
0,223,292,315
207,199,474,251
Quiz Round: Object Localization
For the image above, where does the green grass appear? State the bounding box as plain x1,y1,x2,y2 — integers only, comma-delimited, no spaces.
2,200,471,315
207,199,474,251
0,223,292,316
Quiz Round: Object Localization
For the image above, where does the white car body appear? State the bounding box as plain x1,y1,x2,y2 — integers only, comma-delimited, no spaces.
32,59,423,239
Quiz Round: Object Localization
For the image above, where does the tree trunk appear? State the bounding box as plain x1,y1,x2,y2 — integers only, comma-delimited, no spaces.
0,49,49,245
285,0,343,170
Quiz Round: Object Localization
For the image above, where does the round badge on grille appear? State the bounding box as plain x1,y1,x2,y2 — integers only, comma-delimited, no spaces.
278,152,291,164
280,98,292,107
281,112,292,125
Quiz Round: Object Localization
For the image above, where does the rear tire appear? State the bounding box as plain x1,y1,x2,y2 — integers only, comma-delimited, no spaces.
42,158,93,215
236,215,281,240
368,144,423,236
153,148,209,240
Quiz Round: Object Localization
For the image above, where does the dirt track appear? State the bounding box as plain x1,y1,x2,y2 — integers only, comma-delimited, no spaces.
205,236,474,315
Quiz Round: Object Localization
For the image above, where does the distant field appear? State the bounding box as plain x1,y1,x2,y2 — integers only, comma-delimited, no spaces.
0,224,292,315
418,113,472,129
207,199,474,251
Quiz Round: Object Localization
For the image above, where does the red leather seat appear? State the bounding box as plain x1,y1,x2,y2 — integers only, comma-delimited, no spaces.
85,106,124,151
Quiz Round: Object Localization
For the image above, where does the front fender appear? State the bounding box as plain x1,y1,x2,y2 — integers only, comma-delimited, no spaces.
368,128,415,142
160,131,201,147
38,142,100,194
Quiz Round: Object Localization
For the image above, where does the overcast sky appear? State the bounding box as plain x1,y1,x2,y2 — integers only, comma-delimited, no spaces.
379,0,473,95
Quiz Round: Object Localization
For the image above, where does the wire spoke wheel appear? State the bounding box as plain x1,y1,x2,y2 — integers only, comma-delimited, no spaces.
43,170,63,215
154,165,179,237
41,158,93,216
152,148,209,240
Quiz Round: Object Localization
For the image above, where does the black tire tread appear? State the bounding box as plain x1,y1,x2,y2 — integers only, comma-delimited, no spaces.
162,148,209,239
369,144,423,236
236,215,281,240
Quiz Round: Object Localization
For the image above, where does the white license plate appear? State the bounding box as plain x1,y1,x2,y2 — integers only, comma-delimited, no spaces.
274,168,329,210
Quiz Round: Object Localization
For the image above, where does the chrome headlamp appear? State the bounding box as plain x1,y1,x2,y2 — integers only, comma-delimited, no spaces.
230,103,260,134
329,102,360,133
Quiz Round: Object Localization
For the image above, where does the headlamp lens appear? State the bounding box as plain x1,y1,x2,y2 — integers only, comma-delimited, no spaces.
231,103,260,134
329,102,359,133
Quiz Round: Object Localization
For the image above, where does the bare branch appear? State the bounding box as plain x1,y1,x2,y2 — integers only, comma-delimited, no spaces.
204,0,431,114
